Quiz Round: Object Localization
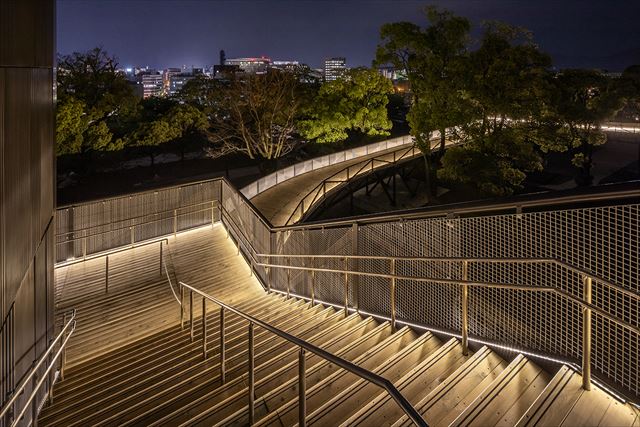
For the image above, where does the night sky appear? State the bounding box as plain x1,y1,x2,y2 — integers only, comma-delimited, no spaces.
57,0,640,71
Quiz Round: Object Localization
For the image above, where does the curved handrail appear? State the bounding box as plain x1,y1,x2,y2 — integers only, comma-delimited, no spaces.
179,281,428,427
0,309,76,426
284,144,422,225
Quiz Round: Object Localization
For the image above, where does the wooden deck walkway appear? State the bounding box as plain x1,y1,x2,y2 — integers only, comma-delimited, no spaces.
54,225,264,367
250,143,415,226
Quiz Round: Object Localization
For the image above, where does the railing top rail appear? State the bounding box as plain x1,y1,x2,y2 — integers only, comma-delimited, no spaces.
0,309,76,420
179,281,427,427
56,237,168,268
284,144,421,225
254,253,638,301
254,261,640,336
56,200,219,238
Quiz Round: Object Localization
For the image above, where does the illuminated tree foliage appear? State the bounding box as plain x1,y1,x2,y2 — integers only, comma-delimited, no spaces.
299,68,393,143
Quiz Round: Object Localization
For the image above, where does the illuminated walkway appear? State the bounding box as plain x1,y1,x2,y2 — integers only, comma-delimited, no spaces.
250,142,417,226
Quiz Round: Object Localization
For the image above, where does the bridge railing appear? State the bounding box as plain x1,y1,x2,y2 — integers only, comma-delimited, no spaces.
55,175,640,402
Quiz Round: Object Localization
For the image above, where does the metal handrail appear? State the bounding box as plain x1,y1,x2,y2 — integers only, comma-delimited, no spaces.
0,309,76,426
55,201,218,241
284,144,422,225
178,281,427,427
56,237,168,267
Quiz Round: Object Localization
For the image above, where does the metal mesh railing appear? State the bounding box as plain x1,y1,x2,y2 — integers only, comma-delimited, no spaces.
54,176,640,401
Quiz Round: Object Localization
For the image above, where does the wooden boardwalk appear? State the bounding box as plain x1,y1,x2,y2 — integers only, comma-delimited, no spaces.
54,225,264,367
251,143,415,226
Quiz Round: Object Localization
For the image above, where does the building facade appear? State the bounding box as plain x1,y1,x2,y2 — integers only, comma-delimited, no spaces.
0,0,56,424
224,57,271,75
323,57,346,82
137,72,164,98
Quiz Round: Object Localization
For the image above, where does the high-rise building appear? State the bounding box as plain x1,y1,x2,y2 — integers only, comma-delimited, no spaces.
163,67,182,91
225,56,271,74
137,72,164,98
323,57,346,82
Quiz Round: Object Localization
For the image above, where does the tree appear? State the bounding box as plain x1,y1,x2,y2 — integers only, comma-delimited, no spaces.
56,47,138,156
207,70,305,161
376,7,471,199
540,70,624,185
439,22,553,196
299,68,393,143
166,103,209,162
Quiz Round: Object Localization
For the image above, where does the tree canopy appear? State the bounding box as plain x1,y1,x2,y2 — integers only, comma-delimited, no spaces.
299,68,393,143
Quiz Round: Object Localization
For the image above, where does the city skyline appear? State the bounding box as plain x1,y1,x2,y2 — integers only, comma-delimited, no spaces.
57,0,640,71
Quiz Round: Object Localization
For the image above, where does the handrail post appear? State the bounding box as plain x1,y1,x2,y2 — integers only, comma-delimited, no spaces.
390,258,397,332
248,322,255,425
582,275,592,391
180,285,184,330
190,290,194,342
461,260,469,356
220,307,226,384
60,313,68,381
173,209,177,239
286,257,291,298
266,264,271,293
202,297,207,360
105,256,109,294
159,241,163,276
311,257,316,306
343,257,348,316
130,225,134,247
211,201,215,226
299,347,306,427
82,236,87,260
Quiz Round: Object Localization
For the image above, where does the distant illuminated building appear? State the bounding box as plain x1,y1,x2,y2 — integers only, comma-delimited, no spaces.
324,57,346,82
272,60,300,72
163,68,181,91
137,72,164,98
225,57,271,74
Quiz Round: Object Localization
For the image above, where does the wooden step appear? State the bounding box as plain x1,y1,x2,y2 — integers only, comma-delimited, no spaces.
306,331,443,425
516,366,640,427
126,312,370,427
40,298,317,426
201,321,396,427
348,339,484,427
249,326,420,427
450,354,550,427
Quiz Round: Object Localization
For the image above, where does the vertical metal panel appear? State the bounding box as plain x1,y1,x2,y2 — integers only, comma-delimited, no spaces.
0,0,54,68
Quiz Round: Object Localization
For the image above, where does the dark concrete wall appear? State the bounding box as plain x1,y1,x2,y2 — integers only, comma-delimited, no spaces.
0,0,55,422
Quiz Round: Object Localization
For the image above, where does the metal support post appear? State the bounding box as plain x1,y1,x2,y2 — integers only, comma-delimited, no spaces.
190,291,194,342
159,241,163,276
180,285,184,329
390,259,396,332
310,257,316,306
461,260,469,356
248,323,255,425
105,256,109,294
202,297,207,360
130,225,134,246
173,209,177,239
266,265,271,293
299,347,306,427
352,223,360,313
582,275,592,391
211,201,215,226
82,237,87,260
220,308,226,384
343,257,349,316
286,257,291,298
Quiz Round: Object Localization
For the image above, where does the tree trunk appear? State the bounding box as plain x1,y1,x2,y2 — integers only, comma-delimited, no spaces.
439,129,446,156
423,153,433,203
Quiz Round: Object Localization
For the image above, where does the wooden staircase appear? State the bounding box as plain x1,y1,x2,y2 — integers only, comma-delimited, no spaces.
43,227,640,426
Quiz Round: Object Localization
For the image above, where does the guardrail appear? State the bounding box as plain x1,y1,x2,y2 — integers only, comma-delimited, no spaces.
284,144,422,225
0,310,76,427
241,135,415,199
178,281,428,427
